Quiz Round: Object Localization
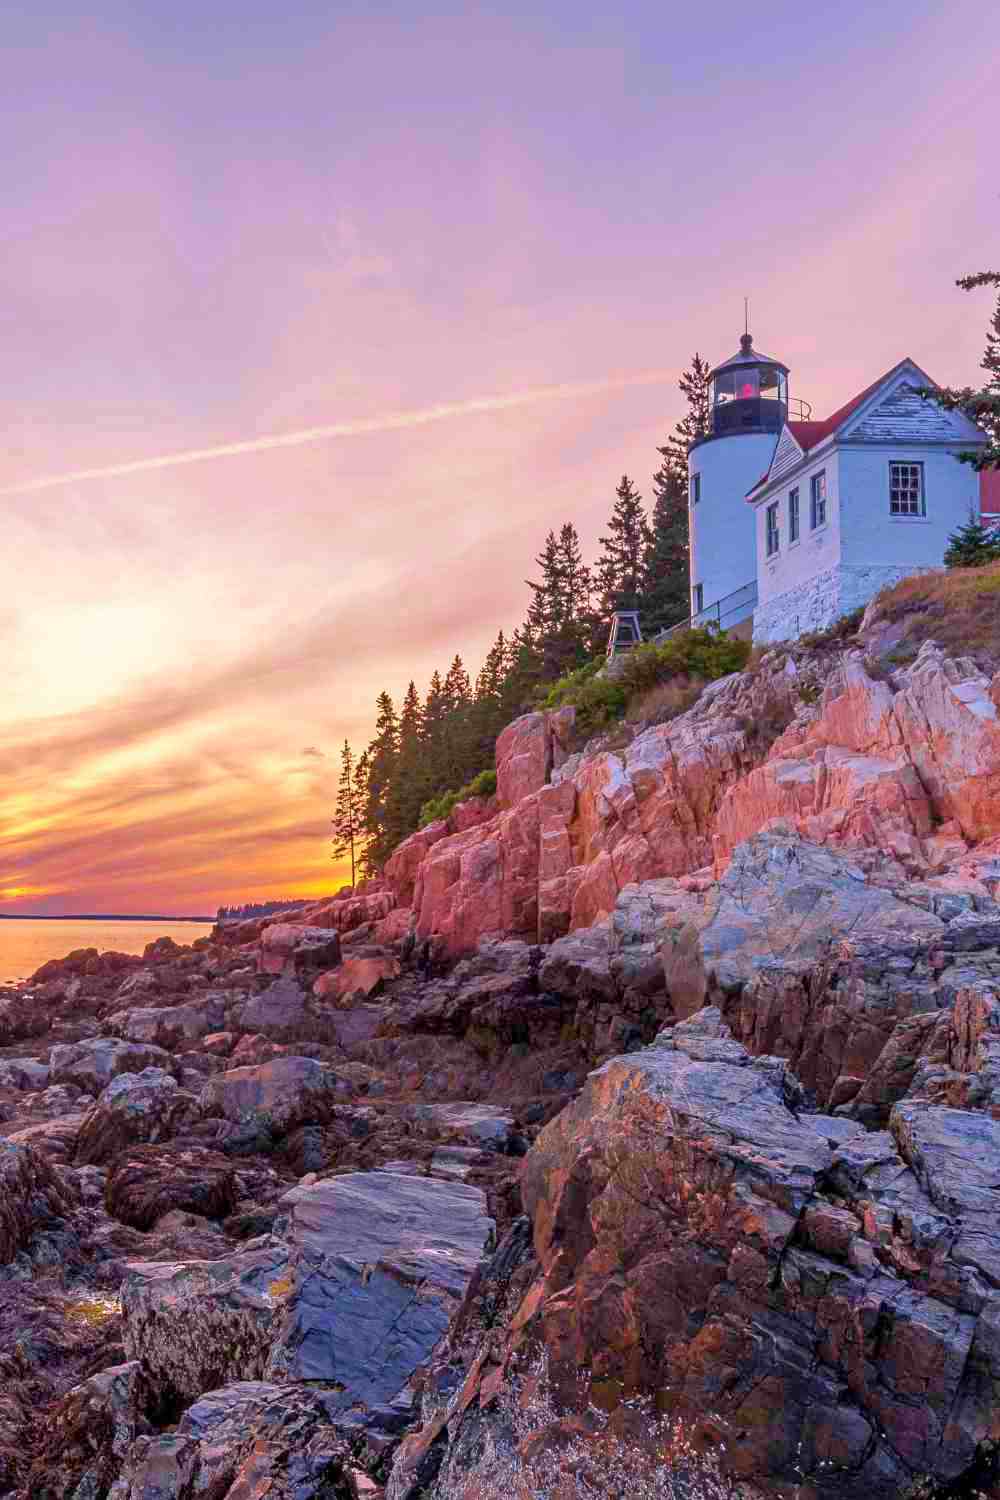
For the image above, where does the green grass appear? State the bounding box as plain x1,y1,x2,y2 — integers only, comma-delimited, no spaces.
538,629,751,739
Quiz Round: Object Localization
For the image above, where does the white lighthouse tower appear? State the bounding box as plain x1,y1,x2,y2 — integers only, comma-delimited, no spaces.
688,333,793,630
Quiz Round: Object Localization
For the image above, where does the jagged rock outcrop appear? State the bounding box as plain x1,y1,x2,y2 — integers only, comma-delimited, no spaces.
121,1172,493,1438
105,1144,238,1229
463,1010,1000,1499
75,1068,202,1166
50,1039,178,1096
0,1139,79,1262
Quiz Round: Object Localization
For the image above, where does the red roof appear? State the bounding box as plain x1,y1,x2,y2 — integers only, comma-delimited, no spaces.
982,468,1000,517
747,358,937,499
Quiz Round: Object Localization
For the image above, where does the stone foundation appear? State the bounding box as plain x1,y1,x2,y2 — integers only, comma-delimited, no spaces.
753,564,939,644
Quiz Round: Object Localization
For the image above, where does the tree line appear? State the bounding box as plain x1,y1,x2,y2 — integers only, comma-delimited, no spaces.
330,354,710,879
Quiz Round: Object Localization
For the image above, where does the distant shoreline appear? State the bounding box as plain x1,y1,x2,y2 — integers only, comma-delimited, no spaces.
0,914,214,924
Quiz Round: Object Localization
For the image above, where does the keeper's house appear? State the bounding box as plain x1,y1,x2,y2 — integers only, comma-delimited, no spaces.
686,335,998,644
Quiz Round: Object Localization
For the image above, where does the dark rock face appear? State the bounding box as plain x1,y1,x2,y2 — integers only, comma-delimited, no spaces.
108,1381,357,1500
198,1056,347,1136
104,994,228,1050
49,1038,177,1096
121,1172,493,1441
515,1010,1000,1499
105,1145,238,1230
75,1068,202,1166
0,1140,79,1263
228,976,340,1044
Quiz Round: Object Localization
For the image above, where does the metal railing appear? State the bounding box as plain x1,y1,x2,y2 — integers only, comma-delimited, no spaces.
788,397,813,420
655,579,758,642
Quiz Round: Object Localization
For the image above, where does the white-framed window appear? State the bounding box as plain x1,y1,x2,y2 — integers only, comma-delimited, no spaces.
890,462,925,516
789,487,800,543
766,502,780,557
810,470,827,529
693,583,703,613
690,472,701,505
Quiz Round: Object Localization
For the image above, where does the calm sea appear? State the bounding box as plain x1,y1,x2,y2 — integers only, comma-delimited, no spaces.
0,919,214,985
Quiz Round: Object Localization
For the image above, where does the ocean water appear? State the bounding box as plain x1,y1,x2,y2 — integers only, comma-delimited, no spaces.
0,918,214,985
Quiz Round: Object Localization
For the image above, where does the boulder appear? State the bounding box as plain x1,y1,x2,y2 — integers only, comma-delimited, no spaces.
0,1057,50,1090
314,955,400,1003
0,1139,79,1262
106,1381,357,1500
198,1056,347,1136
74,1068,202,1166
104,993,228,1050
258,924,342,979
0,989,50,1044
49,1038,176,1096
121,1172,493,1428
105,1144,238,1230
230,975,340,1043
410,1102,516,1152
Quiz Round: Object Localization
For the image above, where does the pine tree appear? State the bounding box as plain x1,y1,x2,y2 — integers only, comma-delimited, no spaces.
925,272,1000,470
659,353,712,482
360,691,398,875
944,513,1000,568
441,655,474,786
383,681,425,851
642,459,690,633
331,740,362,887
551,523,594,671
593,476,652,624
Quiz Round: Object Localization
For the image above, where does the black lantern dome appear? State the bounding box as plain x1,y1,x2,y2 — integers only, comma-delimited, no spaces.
705,333,790,440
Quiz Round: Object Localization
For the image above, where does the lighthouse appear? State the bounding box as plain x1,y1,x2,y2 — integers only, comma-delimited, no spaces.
687,333,792,630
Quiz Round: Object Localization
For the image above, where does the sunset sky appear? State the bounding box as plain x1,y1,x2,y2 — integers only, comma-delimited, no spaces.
2,0,996,915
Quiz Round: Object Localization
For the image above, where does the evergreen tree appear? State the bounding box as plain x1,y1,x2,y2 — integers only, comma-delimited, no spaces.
658,353,712,482
551,523,594,671
383,681,425,851
524,531,563,644
360,691,398,875
441,655,474,786
642,460,690,633
944,513,1000,568
925,272,1000,470
331,740,362,887
593,475,652,624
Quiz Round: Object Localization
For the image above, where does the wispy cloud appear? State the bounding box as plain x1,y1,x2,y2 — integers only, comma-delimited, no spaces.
0,372,671,498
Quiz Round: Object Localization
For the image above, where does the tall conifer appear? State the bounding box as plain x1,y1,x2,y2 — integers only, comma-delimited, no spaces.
593,475,652,624
331,740,362,887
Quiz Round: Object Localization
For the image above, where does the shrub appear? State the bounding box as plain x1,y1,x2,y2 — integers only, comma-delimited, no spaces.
626,676,707,726
418,767,497,828
463,1354,742,1500
539,630,750,740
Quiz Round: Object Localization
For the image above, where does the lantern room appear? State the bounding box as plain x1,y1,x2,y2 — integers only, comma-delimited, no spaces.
707,333,790,439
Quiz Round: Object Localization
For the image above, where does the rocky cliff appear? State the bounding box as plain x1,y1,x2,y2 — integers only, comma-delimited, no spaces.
8,619,1000,1498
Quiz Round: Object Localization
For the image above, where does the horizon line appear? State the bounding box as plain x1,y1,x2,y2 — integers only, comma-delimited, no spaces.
0,369,672,497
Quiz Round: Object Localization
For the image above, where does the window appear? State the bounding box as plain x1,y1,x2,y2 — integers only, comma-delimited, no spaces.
789,487,800,543
693,583,704,613
810,470,827,529
890,462,924,516
766,502,780,557
690,472,701,505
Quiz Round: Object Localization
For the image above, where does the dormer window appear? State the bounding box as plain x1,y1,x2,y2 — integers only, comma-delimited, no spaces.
890,462,925,517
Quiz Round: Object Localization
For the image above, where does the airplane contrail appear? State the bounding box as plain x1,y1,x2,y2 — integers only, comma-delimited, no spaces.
0,371,672,497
